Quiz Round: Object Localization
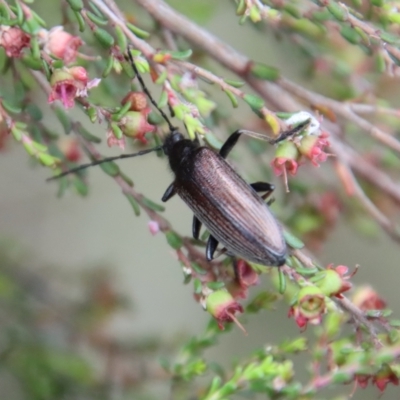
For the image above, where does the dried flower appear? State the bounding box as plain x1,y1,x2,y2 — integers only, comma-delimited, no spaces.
372,364,399,392
121,92,149,112
352,286,386,313
0,26,30,58
205,289,244,331
43,26,83,64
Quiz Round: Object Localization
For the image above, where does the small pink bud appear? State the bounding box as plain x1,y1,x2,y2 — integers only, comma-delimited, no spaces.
148,220,160,236
69,66,88,83
0,26,30,58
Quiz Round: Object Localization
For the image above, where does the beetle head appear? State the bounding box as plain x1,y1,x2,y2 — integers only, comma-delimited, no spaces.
163,130,185,156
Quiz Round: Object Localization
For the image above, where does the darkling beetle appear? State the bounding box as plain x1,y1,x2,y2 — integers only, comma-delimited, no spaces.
49,50,309,267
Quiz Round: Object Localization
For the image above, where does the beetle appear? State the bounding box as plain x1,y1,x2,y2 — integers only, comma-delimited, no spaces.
49,50,309,267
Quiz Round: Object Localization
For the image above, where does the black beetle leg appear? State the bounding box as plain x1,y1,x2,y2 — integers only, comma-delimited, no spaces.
161,182,176,202
206,235,219,261
250,181,275,204
192,216,202,239
219,130,242,159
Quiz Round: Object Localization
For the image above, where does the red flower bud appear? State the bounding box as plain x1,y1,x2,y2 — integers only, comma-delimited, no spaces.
119,110,155,144
372,364,399,392
121,92,149,111
0,26,30,58
315,265,352,298
352,286,386,313
58,137,81,162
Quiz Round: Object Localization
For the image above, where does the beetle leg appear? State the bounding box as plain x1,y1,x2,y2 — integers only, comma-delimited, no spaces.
192,216,202,239
250,181,275,203
219,130,242,159
161,182,176,202
206,235,219,261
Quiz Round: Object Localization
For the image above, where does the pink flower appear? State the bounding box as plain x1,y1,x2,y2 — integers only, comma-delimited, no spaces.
298,132,330,167
44,27,82,64
48,67,99,109
271,141,300,177
0,26,30,58
289,286,326,330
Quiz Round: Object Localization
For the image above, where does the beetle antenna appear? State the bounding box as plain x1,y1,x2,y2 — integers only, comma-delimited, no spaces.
46,146,163,181
238,119,311,144
126,49,176,133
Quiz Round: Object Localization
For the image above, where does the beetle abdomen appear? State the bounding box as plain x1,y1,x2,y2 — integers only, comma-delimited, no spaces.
175,147,287,266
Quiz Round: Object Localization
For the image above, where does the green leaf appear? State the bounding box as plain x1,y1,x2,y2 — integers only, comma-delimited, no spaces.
283,230,304,249
125,193,140,216
1,99,21,114
93,27,114,47
73,10,86,32
76,124,101,143
224,78,245,88
224,89,238,108
99,161,120,177
115,25,127,53
166,231,183,249
66,0,83,11
54,107,72,134
243,93,264,110
126,22,150,39
250,62,280,81
142,197,165,212
170,49,193,60
86,10,108,26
